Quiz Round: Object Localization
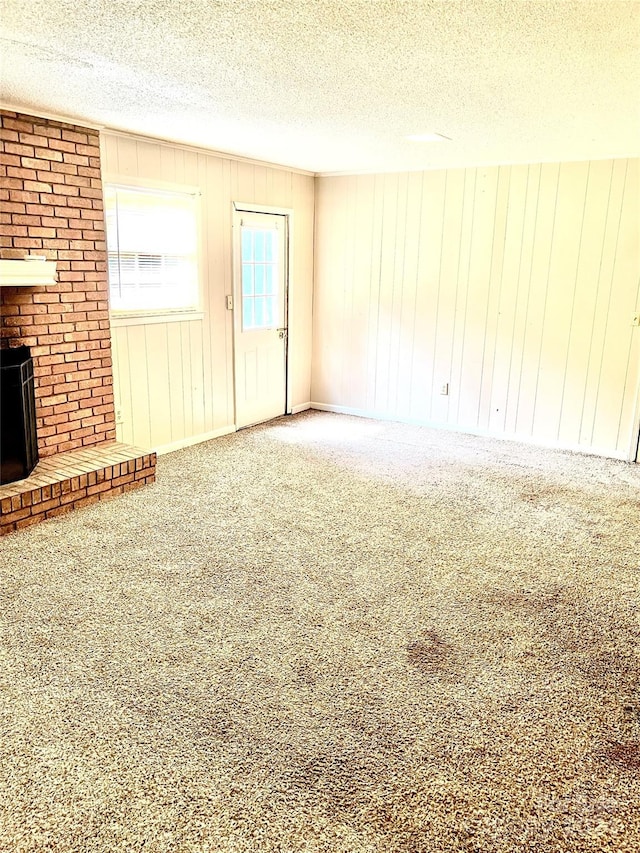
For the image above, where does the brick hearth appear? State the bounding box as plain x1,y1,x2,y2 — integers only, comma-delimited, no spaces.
0,443,157,536
0,109,156,534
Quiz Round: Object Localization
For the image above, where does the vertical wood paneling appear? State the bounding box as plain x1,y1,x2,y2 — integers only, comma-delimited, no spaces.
387,173,409,414
196,154,213,432
290,172,315,408
592,159,638,453
125,325,152,448
364,175,385,411
516,162,560,437
101,134,119,174
341,175,358,404
178,320,194,438
114,136,139,178
374,173,399,411
615,163,640,457
579,160,627,447
188,319,205,437
409,170,445,419
312,158,640,459
160,145,175,182
489,164,525,434
103,133,315,452
111,326,132,443
431,169,465,424
135,142,162,179
457,168,500,427
312,177,346,404
502,164,541,435
347,176,375,410
144,324,172,448
478,166,510,429
532,162,589,440
394,172,423,417
166,323,185,442
449,168,477,425
220,158,235,429
557,161,610,446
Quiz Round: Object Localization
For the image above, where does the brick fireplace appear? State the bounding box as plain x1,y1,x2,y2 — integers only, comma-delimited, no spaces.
0,109,156,535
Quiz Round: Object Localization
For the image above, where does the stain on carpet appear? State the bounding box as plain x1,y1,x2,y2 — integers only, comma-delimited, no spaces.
601,741,640,770
407,630,457,675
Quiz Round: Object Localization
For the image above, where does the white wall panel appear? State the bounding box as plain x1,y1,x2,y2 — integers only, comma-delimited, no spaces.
102,133,315,452
312,159,640,459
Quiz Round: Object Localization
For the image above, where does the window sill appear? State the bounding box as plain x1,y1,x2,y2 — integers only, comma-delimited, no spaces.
110,310,205,327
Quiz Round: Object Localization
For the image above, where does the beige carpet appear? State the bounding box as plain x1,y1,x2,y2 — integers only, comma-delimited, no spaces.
1,411,639,852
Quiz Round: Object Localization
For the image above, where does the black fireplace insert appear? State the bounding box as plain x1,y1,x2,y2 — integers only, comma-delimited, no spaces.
0,346,39,485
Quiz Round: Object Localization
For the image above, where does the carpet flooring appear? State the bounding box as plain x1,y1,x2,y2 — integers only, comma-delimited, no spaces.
1,411,639,853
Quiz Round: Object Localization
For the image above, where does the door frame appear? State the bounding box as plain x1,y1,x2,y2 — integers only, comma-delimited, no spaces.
231,202,294,425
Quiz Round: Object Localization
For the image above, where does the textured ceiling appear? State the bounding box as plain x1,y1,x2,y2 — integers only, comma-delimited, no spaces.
0,0,638,174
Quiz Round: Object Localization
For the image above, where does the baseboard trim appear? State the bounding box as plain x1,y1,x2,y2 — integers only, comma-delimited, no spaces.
291,402,312,415
308,403,628,461
153,425,236,456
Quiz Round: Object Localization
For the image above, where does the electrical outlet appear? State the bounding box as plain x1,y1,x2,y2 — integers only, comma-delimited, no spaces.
115,408,123,424
440,382,449,396
632,314,640,327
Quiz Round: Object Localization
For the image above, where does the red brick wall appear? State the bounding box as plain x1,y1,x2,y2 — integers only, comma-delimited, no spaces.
0,110,116,456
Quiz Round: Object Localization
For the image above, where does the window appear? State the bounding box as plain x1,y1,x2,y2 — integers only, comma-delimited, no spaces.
105,184,199,314
241,226,280,330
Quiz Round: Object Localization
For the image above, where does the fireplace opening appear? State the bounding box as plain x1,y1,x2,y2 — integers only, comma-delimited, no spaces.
0,346,39,485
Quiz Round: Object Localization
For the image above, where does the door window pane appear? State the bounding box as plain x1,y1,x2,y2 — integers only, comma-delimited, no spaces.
255,298,265,327
254,231,265,261
241,230,253,262
242,298,254,329
265,232,275,261
265,264,274,294
242,263,254,295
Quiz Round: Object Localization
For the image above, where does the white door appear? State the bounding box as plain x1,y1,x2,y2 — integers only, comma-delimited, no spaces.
233,210,288,428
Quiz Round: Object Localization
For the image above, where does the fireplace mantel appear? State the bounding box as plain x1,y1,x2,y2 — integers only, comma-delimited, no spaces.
0,258,58,288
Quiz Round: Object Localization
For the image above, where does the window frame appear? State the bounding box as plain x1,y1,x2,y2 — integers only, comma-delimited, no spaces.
104,177,204,323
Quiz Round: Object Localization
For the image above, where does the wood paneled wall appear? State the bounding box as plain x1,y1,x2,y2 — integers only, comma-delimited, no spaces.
312,159,640,459
101,132,314,452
